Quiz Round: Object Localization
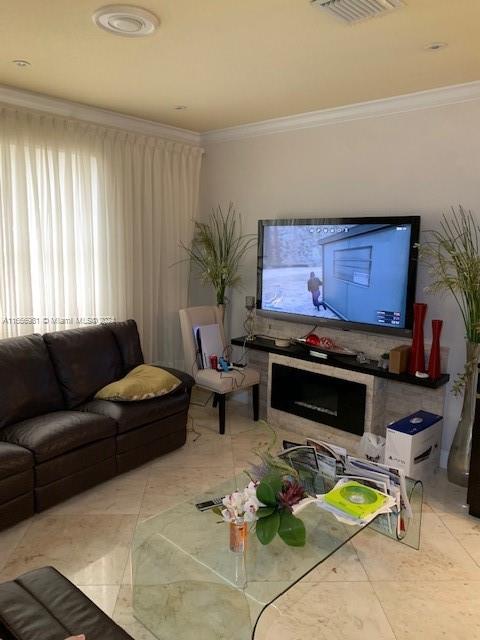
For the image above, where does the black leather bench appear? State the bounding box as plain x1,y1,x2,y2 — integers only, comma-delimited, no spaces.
0,566,133,640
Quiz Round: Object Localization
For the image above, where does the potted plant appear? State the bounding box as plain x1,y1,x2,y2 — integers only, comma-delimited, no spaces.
419,206,480,486
181,203,256,310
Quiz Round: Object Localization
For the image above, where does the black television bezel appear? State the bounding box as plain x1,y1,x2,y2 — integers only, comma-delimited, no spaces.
256,216,421,337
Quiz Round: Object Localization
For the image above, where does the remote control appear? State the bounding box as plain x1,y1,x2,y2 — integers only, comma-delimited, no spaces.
195,496,224,511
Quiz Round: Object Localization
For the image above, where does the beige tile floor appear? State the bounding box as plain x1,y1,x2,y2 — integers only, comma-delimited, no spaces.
1,395,479,639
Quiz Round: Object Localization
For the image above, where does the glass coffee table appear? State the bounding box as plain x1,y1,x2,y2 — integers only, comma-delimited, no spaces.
132,474,422,640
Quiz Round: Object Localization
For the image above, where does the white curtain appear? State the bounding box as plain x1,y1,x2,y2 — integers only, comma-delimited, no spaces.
0,106,203,365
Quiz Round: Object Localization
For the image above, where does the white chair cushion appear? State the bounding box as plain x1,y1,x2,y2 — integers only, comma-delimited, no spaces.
195,367,260,394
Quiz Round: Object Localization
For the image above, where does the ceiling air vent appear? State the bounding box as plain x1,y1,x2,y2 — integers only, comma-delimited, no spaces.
311,0,405,24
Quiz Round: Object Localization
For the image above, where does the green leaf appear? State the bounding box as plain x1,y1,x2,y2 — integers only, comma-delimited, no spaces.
256,512,280,545
256,475,282,506
178,203,256,302
278,511,306,547
257,506,275,518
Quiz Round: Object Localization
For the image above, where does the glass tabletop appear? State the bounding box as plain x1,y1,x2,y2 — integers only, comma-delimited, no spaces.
132,473,422,640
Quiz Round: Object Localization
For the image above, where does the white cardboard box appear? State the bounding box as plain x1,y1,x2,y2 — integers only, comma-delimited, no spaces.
385,410,443,481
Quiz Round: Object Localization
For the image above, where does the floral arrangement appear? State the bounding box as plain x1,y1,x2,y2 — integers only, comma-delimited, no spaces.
254,473,307,547
217,427,309,547
219,474,307,547
220,481,262,524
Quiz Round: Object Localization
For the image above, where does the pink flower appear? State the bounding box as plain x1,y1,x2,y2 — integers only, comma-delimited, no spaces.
278,481,305,511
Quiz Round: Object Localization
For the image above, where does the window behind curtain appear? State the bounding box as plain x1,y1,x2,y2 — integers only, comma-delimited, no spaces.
1,133,116,337
0,106,203,363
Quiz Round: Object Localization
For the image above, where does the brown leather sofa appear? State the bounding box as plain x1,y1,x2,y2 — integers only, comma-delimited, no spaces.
0,566,133,639
0,320,193,529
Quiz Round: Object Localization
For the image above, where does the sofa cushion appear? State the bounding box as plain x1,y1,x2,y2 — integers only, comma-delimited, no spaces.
0,566,133,640
43,325,123,408
0,442,33,481
107,319,144,373
0,335,64,428
116,411,188,453
35,458,117,512
95,365,181,401
81,387,189,433
0,411,117,463
35,438,116,487
151,364,195,391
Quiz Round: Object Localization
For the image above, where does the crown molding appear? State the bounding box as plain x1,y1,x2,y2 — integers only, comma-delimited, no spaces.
2,80,480,147
0,84,203,147
201,80,480,144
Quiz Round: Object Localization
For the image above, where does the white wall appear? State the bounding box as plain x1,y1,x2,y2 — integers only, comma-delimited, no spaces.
196,99,480,463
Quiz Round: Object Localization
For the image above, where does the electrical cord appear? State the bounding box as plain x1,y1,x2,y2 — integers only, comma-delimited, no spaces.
189,391,215,408
234,335,249,366
299,324,319,339
186,414,202,442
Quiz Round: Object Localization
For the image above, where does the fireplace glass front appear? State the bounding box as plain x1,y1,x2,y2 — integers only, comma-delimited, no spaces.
271,363,366,436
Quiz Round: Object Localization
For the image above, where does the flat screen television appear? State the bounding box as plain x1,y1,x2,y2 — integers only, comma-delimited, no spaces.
257,216,421,336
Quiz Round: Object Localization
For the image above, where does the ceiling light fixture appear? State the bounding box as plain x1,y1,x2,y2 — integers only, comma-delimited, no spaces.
425,42,448,51
93,4,159,37
12,59,31,67
173,105,188,111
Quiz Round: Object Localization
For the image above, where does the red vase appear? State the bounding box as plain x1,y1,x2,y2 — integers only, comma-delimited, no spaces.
408,303,427,375
428,319,443,380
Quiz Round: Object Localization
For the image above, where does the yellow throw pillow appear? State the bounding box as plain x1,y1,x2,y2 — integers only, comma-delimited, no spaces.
95,364,181,401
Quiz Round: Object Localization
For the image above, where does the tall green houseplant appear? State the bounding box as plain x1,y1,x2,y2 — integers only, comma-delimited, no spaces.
420,206,480,486
183,203,255,306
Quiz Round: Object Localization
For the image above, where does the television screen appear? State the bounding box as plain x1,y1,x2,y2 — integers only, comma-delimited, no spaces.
257,217,420,335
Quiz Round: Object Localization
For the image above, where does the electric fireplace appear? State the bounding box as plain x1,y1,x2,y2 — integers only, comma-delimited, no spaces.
270,363,366,436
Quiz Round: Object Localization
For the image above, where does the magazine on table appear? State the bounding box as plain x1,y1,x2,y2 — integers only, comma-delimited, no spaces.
314,477,397,527
306,438,347,478
278,445,322,496
281,441,336,480
306,438,347,466
332,475,395,534
278,445,319,473
337,474,389,496
344,456,412,519
281,438,346,480
280,438,411,530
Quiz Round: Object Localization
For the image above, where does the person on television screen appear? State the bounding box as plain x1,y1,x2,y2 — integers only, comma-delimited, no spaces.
307,272,326,311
